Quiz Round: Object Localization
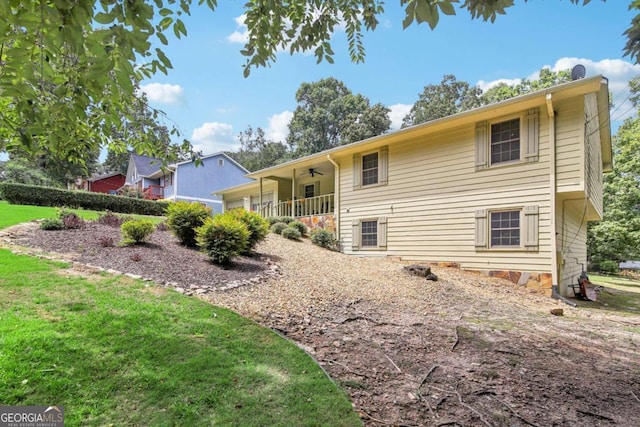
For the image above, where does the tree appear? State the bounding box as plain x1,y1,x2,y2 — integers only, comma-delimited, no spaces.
0,158,62,188
1,1,637,165
0,1,195,167
588,111,640,269
481,68,571,105
402,74,482,127
103,84,187,174
287,78,390,157
227,126,288,172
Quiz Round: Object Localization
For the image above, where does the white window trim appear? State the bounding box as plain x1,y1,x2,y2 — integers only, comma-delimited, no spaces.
489,209,522,249
476,108,539,171
353,146,388,190
352,217,388,251
475,206,539,252
489,113,523,167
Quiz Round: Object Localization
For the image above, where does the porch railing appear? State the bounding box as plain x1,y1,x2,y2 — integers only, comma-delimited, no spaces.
260,193,334,218
143,184,164,200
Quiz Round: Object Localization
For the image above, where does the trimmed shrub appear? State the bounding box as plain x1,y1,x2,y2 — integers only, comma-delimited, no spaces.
166,201,212,247
97,236,115,247
288,220,308,237
96,211,124,227
281,226,302,240
40,218,64,230
599,260,619,274
270,222,287,235
0,182,168,215
310,228,338,250
227,208,269,253
120,219,155,246
266,216,294,225
196,214,250,265
59,210,85,229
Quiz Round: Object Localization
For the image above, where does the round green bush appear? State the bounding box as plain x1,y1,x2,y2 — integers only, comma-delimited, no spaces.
166,201,212,247
310,228,337,249
40,218,64,230
266,215,295,225
288,220,308,237
270,222,287,235
120,219,155,245
599,260,619,274
227,208,269,253
281,226,302,240
196,215,250,265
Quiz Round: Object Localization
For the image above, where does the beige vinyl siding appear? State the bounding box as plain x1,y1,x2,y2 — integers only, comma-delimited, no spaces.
558,201,588,294
337,114,553,273
223,181,279,212
584,93,604,219
555,99,585,193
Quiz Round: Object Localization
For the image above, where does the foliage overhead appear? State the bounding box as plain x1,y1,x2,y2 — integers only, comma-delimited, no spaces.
1,0,635,167
287,77,390,157
0,0,200,166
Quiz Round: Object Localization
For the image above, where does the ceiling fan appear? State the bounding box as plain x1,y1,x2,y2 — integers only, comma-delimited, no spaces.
302,168,324,177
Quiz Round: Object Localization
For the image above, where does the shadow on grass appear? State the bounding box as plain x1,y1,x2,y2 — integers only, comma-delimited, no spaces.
570,273,640,314
0,249,361,427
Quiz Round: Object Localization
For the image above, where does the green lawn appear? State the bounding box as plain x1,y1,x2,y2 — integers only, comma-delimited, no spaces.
0,202,360,426
0,200,164,229
585,273,640,314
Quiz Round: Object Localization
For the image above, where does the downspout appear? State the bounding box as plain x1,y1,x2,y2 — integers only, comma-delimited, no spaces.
173,167,178,201
327,154,340,240
546,94,564,302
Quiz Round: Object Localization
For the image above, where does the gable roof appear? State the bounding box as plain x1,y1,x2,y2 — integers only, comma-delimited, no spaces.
174,152,250,174
242,75,611,181
88,172,125,182
131,153,162,177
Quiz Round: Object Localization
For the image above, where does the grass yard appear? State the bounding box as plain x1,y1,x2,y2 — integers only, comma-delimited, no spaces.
0,202,360,426
0,200,164,229
586,273,640,314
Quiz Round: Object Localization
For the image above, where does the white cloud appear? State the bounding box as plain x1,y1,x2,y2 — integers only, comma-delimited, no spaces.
545,57,640,121
388,104,412,130
227,15,248,44
190,122,238,154
477,58,640,122
476,78,522,93
140,83,185,106
265,111,293,143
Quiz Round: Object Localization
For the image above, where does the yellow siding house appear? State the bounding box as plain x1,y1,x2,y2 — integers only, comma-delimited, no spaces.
217,76,612,297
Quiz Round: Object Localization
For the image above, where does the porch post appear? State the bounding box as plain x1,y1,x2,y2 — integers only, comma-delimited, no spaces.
259,177,263,214
292,168,296,217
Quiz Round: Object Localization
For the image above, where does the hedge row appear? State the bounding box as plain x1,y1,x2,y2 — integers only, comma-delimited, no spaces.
0,182,168,216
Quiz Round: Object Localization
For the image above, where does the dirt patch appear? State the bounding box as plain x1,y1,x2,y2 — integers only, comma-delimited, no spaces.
3,222,640,426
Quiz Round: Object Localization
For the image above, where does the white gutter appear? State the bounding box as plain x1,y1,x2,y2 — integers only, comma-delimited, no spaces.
546,94,560,296
327,154,340,240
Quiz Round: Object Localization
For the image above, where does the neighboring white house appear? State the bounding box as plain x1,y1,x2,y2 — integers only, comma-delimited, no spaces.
218,75,612,297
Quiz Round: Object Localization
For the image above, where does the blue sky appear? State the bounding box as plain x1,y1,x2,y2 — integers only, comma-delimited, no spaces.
139,1,639,155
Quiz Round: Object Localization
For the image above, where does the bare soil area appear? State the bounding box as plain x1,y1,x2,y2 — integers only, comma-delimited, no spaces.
3,221,640,426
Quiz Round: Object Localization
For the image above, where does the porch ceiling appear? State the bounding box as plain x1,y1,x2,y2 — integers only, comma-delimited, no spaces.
258,159,335,181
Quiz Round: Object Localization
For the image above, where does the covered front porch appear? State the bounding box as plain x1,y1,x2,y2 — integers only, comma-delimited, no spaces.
219,156,339,232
